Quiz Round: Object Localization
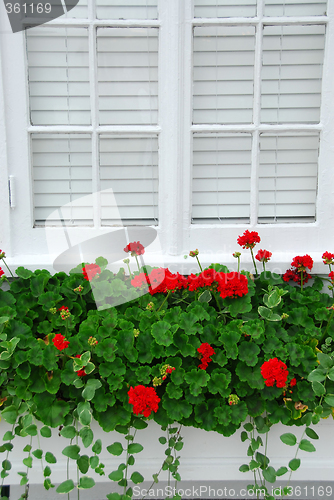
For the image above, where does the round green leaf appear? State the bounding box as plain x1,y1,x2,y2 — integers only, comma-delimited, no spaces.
77,455,90,475
78,476,95,489
280,433,297,446
289,458,301,471
305,428,319,440
108,470,123,482
128,443,143,454
62,445,80,460
239,464,249,472
299,439,316,452
79,427,94,448
130,471,144,484
40,426,52,438
56,479,75,494
106,442,123,456
60,426,77,439
262,466,276,483
45,452,57,464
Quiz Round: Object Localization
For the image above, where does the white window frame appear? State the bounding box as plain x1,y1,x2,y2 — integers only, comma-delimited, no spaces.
1,0,334,276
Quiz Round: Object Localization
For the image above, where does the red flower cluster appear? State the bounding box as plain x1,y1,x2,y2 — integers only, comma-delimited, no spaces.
52,333,70,351
255,249,272,263
261,358,288,388
82,264,101,281
197,343,215,370
187,269,248,299
291,255,313,271
0,267,4,278
237,230,261,249
128,385,160,417
124,241,145,256
329,271,334,283
74,355,86,377
131,268,187,295
322,252,334,265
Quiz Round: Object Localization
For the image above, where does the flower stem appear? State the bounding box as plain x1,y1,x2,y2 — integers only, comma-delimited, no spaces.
135,255,141,273
237,256,240,273
126,262,133,279
157,290,171,312
262,262,266,273
300,270,304,291
3,259,14,279
196,256,203,272
250,248,258,277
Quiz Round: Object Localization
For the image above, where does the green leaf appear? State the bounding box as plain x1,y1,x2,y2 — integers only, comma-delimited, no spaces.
79,427,94,448
128,443,144,454
159,437,167,445
258,306,281,322
243,423,253,432
263,290,281,308
62,445,80,460
305,428,319,440
317,352,333,369
184,368,210,396
108,470,123,481
78,476,95,489
308,368,327,382
77,455,90,474
40,426,52,438
280,433,297,446
198,290,212,303
324,394,334,406
23,456,33,468
1,405,18,424
276,466,288,476
289,458,301,471
56,479,75,494
238,342,260,367
241,431,248,442
262,466,276,483
107,494,121,500
299,439,316,452
60,426,77,439
239,464,250,472
92,439,102,455
312,380,326,396
130,471,144,484
107,442,124,456
44,466,51,477
45,452,57,464
15,267,33,279
151,321,173,346
249,460,260,470
32,449,43,459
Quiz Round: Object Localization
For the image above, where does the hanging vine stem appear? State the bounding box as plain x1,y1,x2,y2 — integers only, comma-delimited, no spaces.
0,421,16,496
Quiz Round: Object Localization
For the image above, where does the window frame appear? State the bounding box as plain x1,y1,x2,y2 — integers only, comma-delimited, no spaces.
0,0,334,276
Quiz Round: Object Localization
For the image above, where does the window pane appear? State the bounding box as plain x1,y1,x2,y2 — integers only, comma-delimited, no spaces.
261,25,325,124
192,133,252,223
100,135,158,225
26,27,90,126
193,26,255,124
96,0,158,19
258,133,319,223
264,0,327,17
97,28,158,125
32,134,93,226
194,0,257,18
60,0,89,19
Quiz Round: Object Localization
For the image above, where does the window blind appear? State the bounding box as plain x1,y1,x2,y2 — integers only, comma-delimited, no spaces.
192,133,252,223
193,26,255,124
258,133,319,222
261,25,325,124
96,0,158,20
100,135,158,225
97,27,158,126
26,27,90,126
32,134,93,226
194,0,257,18
264,0,327,17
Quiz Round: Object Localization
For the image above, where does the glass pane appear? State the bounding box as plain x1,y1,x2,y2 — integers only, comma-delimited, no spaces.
26,27,90,126
97,28,158,125
96,0,158,20
193,26,255,124
258,133,319,223
264,0,327,17
100,135,158,225
32,134,93,226
194,0,257,18
192,133,252,223
58,0,89,19
261,25,325,124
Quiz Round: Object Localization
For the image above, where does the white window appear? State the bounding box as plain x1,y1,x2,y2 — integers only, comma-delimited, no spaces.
0,0,334,274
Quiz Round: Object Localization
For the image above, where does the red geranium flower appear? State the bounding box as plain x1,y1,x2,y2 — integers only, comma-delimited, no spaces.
261,358,288,388
217,272,248,299
290,378,297,387
52,333,70,351
74,355,86,376
322,252,334,265
291,255,313,271
255,249,272,263
128,385,160,417
197,343,215,370
0,267,4,278
237,230,261,249
124,241,145,256
82,263,101,281
329,271,334,282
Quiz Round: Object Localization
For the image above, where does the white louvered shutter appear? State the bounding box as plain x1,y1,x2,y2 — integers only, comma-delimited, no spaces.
264,0,327,17
100,135,158,225
192,134,252,223
96,0,158,20
194,0,257,18
32,134,93,226
97,27,158,126
193,26,255,124
26,27,90,126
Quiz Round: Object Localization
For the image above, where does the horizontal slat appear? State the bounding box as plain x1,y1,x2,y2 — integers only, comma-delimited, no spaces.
30,111,91,125
194,0,256,18
264,0,327,17
96,0,157,20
